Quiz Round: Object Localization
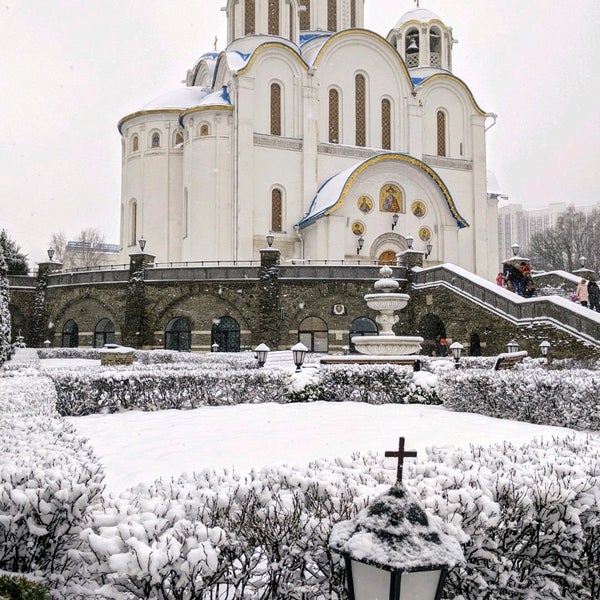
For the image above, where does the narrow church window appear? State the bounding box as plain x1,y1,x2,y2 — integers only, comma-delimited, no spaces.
350,0,356,27
130,201,137,246
151,132,160,148
271,188,283,232
406,29,419,68
329,88,339,143
268,0,279,35
132,135,139,152
437,111,446,157
299,0,310,30
381,98,391,150
183,189,189,238
174,131,184,147
355,74,366,147
200,124,209,136
270,83,282,136
245,0,256,35
327,0,337,32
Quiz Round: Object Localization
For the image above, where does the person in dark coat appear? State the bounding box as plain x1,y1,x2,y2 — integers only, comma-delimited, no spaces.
588,279,600,312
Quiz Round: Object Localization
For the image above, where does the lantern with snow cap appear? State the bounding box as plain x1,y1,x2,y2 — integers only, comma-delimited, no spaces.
329,437,464,600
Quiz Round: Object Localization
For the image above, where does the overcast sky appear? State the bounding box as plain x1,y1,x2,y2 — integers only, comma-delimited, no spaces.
1,0,599,264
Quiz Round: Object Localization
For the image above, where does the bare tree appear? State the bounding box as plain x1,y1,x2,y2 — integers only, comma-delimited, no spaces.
49,228,112,269
529,206,600,274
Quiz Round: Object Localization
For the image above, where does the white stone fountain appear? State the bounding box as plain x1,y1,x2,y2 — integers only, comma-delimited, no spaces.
352,266,423,356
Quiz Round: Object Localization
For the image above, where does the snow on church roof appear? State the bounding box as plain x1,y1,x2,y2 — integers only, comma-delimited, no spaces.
394,8,442,28
329,482,464,571
297,153,469,229
142,86,212,111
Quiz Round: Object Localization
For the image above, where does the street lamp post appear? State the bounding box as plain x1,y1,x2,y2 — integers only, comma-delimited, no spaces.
449,341,463,369
330,437,464,600
506,339,520,353
291,342,308,372
254,343,270,367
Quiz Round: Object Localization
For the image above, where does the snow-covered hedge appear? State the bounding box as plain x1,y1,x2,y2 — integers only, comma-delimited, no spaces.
66,436,600,600
48,363,439,417
438,368,600,431
0,375,105,583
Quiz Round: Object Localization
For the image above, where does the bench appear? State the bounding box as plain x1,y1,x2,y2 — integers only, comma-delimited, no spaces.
320,355,422,371
492,350,528,371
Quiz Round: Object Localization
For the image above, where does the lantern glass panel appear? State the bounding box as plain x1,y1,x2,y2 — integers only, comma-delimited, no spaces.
399,569,442,599
350,560,391,600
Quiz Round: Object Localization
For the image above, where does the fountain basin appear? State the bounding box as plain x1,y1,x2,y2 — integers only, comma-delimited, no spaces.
364,292,410,312
353,335,423,356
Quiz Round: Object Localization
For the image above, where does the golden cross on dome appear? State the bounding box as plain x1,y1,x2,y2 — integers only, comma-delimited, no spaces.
385,437,418,483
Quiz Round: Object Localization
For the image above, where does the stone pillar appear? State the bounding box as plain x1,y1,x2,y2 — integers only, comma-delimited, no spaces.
258,248,281,349
28,260,63,347
122,252,155,348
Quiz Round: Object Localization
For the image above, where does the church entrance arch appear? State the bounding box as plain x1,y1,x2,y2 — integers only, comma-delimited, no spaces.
298,316,328,353
349,317,377,352
94,318,116,348
211,316,240,352
61,320,79,348
165,317,191,352
416,313,446,356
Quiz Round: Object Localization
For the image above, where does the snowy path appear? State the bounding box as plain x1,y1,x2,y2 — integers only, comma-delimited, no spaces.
67,401,585,495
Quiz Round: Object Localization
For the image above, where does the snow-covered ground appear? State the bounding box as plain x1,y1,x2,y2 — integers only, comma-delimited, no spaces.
57,355,587,494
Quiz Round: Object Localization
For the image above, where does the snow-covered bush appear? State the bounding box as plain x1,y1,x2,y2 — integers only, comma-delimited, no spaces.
287,364,440,405
0,376,105,582
411,435,600,600
49,366,290,416
0,574,50,599
438,368,600,431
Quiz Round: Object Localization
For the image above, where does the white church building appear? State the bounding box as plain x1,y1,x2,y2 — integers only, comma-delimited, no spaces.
117,0,499,279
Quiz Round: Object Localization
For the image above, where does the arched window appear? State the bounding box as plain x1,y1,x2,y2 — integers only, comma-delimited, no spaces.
183,189,189,238
200,124,209,136
271,188,283,232
430,27,441,67
381,98,391,150
377,250,397,265
350,0,356,27
268,0,279,35
299,0,310,30
299,316,328,353
165,317,191,352
132,135,139,152
151,131,160,148
245,0,255,35
327,0,337,31
94,318,115,348
349,317,377,353
270,83,282,136
61,320,79,348
329,88,339,143
211,316,240,352
174,131,184,147
405,29,419,67
129,201,137,246
355,74,366,147
437,110,446,157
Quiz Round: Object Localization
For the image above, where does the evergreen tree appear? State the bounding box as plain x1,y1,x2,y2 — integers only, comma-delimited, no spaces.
0,247,13,365
0,229,29,275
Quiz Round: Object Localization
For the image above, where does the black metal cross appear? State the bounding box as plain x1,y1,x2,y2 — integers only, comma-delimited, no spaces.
385,437,417,483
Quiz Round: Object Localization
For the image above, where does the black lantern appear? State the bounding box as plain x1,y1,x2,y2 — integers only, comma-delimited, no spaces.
139,237,147,252
266,234,274,248
506,339,520,353
539,340,550,357
47,248,55,261
425,242,433,258
254,343,270,367
391,213,400,230
356,236,365,255
330,482,464,600
406,234,414,250
291,342,308,372
449,341,463,369
211,342,219,353
579,256,587,268
511,242,519,257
